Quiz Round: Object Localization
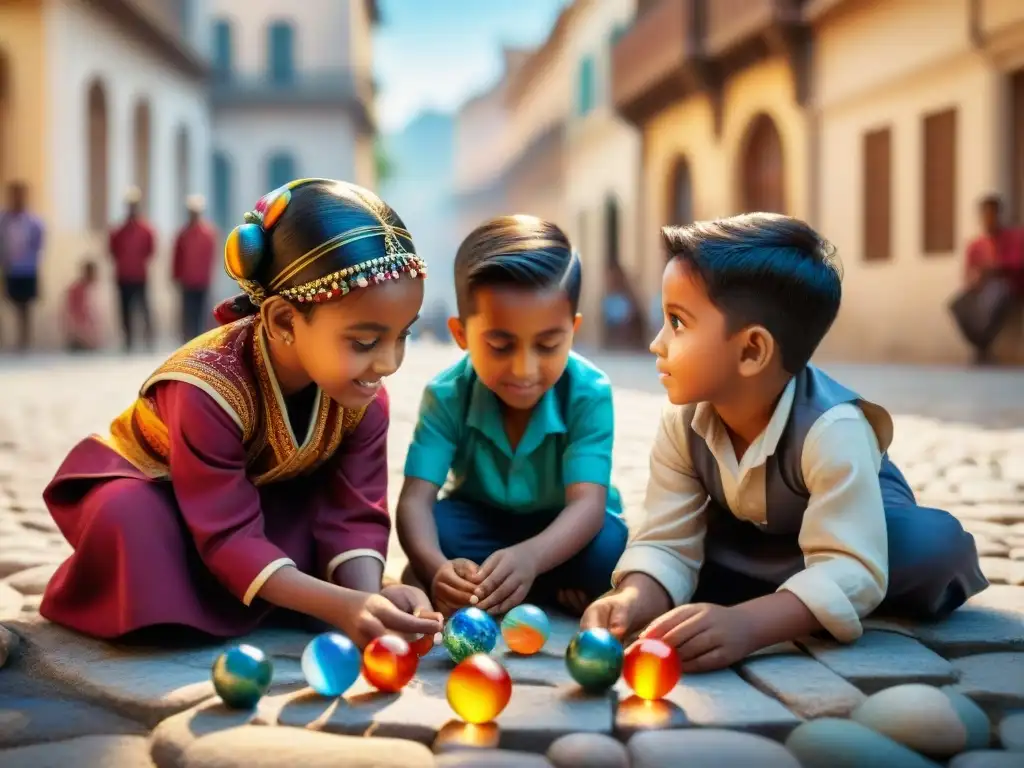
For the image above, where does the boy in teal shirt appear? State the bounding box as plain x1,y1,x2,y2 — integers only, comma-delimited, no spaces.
398,215,628,617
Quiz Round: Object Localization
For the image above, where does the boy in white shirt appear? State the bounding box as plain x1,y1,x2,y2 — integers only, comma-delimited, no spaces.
582,214,987,672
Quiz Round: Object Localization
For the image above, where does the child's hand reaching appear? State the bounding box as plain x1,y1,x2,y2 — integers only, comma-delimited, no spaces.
380,583,444,629
637,603,755,673
330,591,442,648
580,588,639,639
473,544,538,615
431,558,480,616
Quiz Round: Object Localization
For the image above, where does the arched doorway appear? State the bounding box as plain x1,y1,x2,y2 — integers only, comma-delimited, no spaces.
602,193,643,350
740,113,785,214
669,157,693,227
0,52,9,189
86,79,109,231
132,99,152,214
175,125,190,224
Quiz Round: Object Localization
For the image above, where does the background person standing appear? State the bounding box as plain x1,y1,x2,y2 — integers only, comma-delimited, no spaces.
108,187,156,352
172,194,217,343
0,182,45,353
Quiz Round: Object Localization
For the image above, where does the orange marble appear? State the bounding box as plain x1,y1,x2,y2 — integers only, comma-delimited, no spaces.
623,638,681,701
446,654,512,724
361,635,418,692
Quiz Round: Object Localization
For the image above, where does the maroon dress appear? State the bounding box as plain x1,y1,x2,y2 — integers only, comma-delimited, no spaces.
40,318,391,640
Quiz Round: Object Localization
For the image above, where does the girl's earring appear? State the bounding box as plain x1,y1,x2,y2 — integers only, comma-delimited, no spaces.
283,333,294,345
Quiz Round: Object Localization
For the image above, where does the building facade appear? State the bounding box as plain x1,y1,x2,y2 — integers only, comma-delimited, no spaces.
0,0,211,348
562,0,643,348
0,0,379,348
809,0,1024,363
208,0,378,300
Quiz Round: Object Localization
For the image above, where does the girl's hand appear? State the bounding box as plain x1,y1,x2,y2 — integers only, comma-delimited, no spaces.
329,591,442,648
381,583,444,628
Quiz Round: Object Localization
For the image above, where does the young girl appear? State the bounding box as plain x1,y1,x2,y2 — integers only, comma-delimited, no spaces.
40,179,442,647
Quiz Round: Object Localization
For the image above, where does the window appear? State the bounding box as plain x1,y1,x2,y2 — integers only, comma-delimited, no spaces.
268,21,296,85
577,56,596,116
922,108,957,254
670,157,693,227
604,196,620,268
267,152,297,191
862,127,892,262
212,19,232,79
212,152,232,233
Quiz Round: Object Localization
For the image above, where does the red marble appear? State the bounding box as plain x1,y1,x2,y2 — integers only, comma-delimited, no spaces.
362,635,417,692
623,638,681,701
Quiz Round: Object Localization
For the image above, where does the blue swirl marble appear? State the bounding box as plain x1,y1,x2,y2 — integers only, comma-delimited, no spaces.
443,607,499,664
211,644,273,709
301,632,361,697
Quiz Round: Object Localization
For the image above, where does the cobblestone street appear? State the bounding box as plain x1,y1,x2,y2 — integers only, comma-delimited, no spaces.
1,343,1023,767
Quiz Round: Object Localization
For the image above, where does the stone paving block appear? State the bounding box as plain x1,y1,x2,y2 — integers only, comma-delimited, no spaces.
799,630,957,693
546,733,629,768
150,693,294,768
0,582,24,620
180,726,435,768
948,751,1024,768
435,750,553,767
494,684,616,753
0,735,156,768
0,666,148,748
1,563,58,596
614,667,801,741
944,653,1024,717
5,617,310,727
997,710,1024,751
628,729,801,768
738,642,867,718
903,586,1024,656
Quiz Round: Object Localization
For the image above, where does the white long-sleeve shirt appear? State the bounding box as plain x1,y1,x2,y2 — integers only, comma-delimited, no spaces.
613,378,890,642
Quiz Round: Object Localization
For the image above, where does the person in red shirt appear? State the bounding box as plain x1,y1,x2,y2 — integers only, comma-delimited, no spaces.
172,195,218,342
108,187,156,352
961,195,1024,364
62,260,100,352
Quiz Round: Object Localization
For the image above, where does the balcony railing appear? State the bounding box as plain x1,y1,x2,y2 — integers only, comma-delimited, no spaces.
88,0,207,77
705,0,803,56
212,69,371,107
611,0,707,126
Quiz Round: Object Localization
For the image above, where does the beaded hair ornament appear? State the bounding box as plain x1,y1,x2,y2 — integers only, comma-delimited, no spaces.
223,178,427,307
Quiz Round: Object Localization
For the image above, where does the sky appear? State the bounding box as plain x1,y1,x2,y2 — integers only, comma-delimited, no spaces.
373,0,570,134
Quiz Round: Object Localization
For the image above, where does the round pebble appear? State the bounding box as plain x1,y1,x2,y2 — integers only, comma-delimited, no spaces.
628,729,801,768
786,718,943,767
949,752,1024,768
851,683,990,757
547,733,629,768
998,711,1024,751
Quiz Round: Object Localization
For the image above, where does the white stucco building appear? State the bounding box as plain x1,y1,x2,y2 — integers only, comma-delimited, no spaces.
1,0,212,347
207,0,377,299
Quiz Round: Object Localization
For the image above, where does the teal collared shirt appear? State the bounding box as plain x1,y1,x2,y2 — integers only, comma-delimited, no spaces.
404,352,622,516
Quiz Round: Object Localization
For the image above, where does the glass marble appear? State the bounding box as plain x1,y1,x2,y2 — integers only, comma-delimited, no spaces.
409,632,436,658
443,606,499,664
211,644,273,709
623,638,681,700
446,653,513,724
565,628,624,692
500,604,550,655
301,632,360,697
362,634,418,692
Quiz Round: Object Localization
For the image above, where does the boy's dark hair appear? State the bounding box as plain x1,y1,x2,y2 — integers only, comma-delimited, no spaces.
454,215,581,317
662,213,842,374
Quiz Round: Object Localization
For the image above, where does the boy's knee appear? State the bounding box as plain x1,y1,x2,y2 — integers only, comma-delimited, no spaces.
579,515,629,576
913,509,978,574
85,480,175,541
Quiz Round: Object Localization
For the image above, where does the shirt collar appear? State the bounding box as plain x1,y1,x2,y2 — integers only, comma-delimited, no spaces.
690,376,797,470
466,373,567,458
